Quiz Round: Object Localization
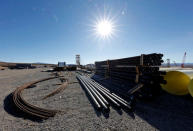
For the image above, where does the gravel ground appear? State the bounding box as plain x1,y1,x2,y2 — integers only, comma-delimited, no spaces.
0,68,193,131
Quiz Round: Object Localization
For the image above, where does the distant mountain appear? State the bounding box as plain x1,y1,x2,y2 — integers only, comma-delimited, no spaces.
33,62,56,65
33,62,49,64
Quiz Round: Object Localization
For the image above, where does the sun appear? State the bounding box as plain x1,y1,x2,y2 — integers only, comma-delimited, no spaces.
89,9,118,41
96,20,113,37
93,17,116,39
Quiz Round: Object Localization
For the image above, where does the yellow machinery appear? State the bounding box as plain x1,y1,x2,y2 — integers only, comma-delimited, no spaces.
161,71,190,95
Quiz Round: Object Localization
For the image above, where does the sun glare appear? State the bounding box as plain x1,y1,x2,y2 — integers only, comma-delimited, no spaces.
96,20,112,37
92,17,116,40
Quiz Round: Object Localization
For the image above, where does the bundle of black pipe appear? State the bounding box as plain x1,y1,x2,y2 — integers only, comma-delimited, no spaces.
95,53,163,67
76,74,132,112
94,53,166,99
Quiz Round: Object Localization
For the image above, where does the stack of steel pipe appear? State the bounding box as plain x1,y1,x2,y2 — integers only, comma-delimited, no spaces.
94,53,166,98
76,74,132,112
95,53,164,67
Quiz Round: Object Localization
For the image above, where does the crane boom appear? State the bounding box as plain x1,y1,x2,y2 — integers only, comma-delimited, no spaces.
181,52,186,68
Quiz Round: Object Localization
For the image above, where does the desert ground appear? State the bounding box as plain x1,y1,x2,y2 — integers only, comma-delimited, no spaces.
0,68,193,131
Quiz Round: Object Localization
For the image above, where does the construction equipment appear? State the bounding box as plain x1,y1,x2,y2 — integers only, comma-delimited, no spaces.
66,64,77,71
58,62,66,67
181,52,186,68
54,62,66,71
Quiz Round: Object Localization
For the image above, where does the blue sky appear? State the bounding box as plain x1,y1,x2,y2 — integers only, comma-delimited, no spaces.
0,0,193,64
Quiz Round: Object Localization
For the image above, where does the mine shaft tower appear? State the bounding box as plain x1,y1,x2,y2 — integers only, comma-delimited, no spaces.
76,54,80,67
